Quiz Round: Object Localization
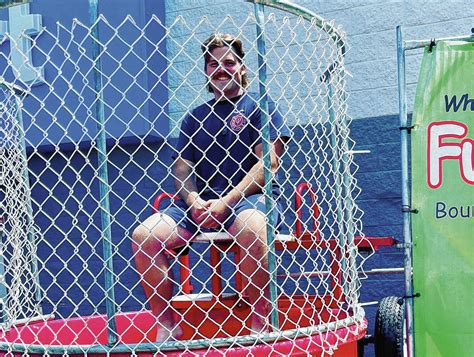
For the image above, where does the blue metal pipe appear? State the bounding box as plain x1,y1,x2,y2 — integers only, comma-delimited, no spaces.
326,82,348,296
253,2,280,331
396,25,415,357
88,0,117,345
339,96,358,301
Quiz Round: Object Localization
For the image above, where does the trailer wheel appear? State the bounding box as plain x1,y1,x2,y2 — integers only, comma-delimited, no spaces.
374,296,404,357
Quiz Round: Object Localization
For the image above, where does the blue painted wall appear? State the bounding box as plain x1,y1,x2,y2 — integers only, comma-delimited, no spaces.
0,0,169,150
0,0,172,317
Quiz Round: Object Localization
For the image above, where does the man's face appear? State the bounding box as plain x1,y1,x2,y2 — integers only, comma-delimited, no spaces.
205,46,246,99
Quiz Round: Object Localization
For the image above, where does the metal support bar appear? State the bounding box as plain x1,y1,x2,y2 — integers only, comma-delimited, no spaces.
0,219,6,322
345,150,371,155
253,2,279,331
396,25,415,357
13,95,42,310
327,82,348,297
325,65,358,302
340,101,359,303
404,34,474,50
88,0,117,345
276,267,405,279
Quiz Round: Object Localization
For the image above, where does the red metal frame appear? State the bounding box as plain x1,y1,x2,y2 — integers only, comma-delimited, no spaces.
152,188,396,304
152,192,178,215
208,242,243,296
294,182,319,238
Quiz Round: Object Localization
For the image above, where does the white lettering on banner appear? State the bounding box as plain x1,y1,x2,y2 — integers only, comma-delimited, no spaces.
461,139,474,183
428,121,474,188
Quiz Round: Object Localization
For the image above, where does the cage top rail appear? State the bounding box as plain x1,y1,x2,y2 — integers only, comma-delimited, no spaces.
403,31,474,50
246,0,346,56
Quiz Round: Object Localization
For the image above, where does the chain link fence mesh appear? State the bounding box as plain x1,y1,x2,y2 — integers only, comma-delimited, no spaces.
0,86,41,327
0,6,372,355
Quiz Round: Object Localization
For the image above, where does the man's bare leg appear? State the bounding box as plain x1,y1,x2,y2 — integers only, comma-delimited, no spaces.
132,213,193,341
228,209,271,333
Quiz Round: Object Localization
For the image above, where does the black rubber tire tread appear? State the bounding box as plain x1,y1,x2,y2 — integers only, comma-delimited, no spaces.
374,296,404,357
357,338,365,357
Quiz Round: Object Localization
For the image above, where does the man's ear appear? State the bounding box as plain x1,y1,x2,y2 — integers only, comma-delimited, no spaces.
240,63,247,75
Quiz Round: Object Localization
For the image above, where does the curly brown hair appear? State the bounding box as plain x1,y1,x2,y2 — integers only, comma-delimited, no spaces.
201,33,249,92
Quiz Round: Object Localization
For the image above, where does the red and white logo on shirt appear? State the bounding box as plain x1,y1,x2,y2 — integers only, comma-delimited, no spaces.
229,112,247,132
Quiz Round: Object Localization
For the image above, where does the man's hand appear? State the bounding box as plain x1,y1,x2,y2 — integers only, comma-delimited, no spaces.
200,198,231,228
187,193,233,229
187,192,208,223
186,192,218,228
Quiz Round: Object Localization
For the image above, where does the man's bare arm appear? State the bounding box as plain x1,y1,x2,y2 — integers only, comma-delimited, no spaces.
174,157,213,225
174,158,199,206
222,138,285,207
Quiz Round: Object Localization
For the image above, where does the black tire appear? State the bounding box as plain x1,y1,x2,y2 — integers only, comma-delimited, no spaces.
374,296,404,357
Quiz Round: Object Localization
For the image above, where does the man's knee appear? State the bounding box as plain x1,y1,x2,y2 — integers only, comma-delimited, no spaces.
132,223,153,245
133,213,194,253
234,211,269,267
132,213,173,246
231,209,269,255
235,209,267,236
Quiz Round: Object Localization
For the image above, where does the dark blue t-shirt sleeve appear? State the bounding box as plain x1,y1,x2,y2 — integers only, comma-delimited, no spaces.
175,114,195,162
250,100,290,145
268,101,290,141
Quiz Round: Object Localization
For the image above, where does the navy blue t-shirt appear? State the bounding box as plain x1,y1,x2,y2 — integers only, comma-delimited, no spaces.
176,92,290,200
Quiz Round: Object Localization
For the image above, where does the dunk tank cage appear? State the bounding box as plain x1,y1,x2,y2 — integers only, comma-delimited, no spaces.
0,0,385,355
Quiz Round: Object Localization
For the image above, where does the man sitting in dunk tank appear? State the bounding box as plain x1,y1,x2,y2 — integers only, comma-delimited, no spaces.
132,32,289,341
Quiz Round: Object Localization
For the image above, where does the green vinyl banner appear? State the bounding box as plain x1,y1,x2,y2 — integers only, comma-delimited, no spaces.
411,40,474,356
